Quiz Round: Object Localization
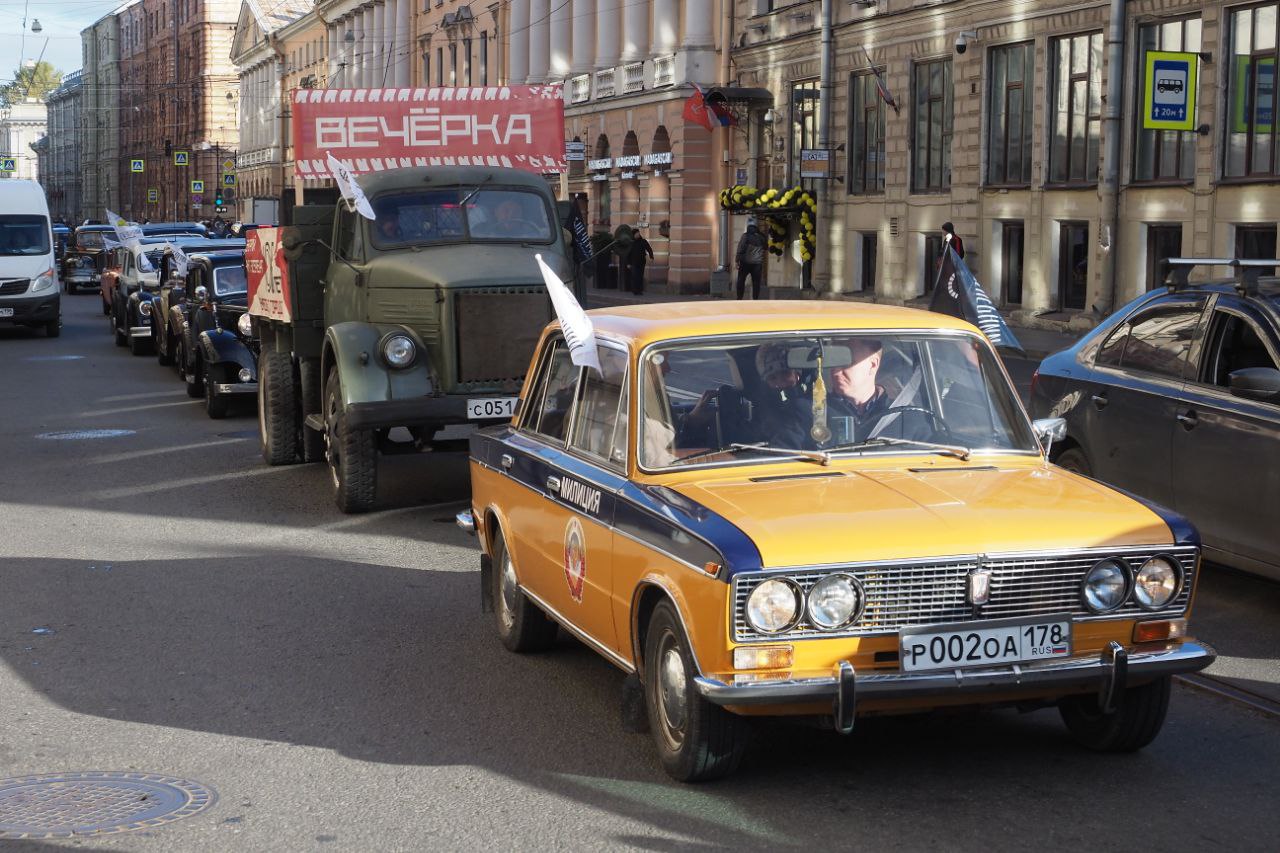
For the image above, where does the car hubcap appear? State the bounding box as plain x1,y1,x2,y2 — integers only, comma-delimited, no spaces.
499,554,519,631
658,640,688,740
325,387,340,489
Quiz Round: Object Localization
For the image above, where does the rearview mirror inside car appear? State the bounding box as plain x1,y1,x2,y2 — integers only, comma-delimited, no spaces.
1228,367,1280,402
786,344,853,370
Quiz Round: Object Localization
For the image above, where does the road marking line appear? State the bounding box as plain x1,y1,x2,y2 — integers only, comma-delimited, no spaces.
315,500,468,533
91,465,294,501
1177,674,1280,720
80,400,201,417
97,390,188,403
90,436,250,464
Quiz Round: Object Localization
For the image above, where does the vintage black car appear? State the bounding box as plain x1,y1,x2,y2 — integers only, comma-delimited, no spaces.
1030,258,1280,581
169,250,257,419
115,237,242,355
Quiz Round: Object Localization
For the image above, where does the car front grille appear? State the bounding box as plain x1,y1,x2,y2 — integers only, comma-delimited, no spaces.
0,279,30,296
453,287,551,391
731,545,1198,643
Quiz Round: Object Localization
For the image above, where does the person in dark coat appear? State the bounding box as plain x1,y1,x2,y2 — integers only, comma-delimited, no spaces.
827,338,935,445
628,227,654,294
735,221,766,300
941,221,965,259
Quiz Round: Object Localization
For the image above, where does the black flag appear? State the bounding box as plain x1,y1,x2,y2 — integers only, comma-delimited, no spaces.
929,243,1025,355
565,201,592,264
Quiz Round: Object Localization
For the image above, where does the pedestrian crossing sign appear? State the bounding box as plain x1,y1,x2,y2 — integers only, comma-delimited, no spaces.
191,180,205,194
131,159,145,173
222,173,236,187
174,150,189,166
0,157,15,172
147,188,158,203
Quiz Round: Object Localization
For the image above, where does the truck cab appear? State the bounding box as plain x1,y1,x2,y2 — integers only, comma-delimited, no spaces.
253,166,568,513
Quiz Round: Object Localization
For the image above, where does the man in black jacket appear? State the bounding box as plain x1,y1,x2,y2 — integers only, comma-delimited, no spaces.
735,221,767,300
627,226,654,294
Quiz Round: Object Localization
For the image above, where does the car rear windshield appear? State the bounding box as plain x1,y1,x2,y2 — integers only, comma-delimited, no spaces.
214,265,247,296
75,230,108,250
0,215,51,256
368,188,554,248
640,332,1039,469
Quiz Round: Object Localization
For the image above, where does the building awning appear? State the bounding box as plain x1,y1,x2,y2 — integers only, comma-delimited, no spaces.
703,87,774,106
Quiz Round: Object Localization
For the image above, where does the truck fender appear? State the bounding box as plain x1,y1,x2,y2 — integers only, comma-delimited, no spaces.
322,322,435,410
198,329,256,376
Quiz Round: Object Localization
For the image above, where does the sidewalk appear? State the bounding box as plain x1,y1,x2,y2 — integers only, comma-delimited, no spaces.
584,285,1080,361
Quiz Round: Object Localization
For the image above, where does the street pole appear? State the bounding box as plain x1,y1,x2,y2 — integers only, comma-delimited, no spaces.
815,0,834,293
1098,0,1127,315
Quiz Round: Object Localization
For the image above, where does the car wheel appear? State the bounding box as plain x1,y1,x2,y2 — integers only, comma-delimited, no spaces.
644,600,749,782
204,362,230,419
491,528,558,653
1059,675,1171,752
157,330,174,366
259,349,299,465
324,366,377,513
112,310,126,347
1054,447,1092,476
298,359,325,463
45,318,61,338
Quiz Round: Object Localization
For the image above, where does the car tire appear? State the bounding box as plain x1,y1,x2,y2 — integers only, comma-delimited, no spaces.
298,359,325,464
1059,675,1171,752
204,362,230,419
644,600,749,782
1054,447,1092,476
157,331,174,366
259,349,299,466
128,327,149,356
112,310,126,347
491,528,558,653
45,319,61,338
324,367,377,513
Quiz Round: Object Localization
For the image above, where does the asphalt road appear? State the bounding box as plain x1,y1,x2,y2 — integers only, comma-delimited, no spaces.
0,295,1277,851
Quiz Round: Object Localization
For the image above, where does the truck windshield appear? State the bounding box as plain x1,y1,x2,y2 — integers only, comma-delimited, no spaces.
0,215,51,256
369,188,553,248
214,265,247,296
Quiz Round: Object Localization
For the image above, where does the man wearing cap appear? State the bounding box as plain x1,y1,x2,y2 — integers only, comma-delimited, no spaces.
734,221,767,300
749,343,812,447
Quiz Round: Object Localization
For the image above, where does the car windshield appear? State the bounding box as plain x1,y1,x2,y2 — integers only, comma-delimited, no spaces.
213,265,246,296
75,230,108,250
368,188,554,248
640,332,1038,469
0,215,51,256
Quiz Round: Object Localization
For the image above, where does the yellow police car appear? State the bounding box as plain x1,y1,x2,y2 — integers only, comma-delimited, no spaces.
457,302,1214,781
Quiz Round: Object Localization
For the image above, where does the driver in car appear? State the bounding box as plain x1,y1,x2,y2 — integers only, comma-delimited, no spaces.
827,338,934,444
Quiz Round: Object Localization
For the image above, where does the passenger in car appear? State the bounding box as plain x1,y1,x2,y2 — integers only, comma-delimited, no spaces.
828,338,934,444
749,343,813,447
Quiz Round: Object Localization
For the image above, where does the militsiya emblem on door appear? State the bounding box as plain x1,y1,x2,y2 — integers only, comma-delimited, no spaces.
563,517,586,603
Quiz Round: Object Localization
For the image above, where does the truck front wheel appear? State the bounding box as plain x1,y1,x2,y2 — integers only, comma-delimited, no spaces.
324,367,377,513
259,349,299,465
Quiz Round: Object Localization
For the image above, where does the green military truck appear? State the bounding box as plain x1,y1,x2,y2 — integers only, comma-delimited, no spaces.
247,166,566,512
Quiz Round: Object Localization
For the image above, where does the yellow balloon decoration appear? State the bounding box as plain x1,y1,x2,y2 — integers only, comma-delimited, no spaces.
719,184,818,260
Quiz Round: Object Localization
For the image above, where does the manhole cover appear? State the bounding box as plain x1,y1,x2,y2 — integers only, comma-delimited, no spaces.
0,772,216,839
35,430,136,440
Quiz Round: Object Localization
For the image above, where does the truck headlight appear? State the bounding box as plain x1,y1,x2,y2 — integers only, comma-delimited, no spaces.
138,300,152,316
806,573,862,629
1082,559,1130,613
746,578,802,634
31,269,56,293
1134,556,1180,610
381,334,416,369
237,313,253,337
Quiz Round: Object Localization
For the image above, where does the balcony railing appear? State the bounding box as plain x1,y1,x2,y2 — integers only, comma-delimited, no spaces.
594,68,616,99
623,62,645,94
653,55,675,87
569,74,591,104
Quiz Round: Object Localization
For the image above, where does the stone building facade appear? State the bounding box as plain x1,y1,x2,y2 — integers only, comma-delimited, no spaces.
43,71,83,223
81,8,125,221
731,0,1280,326
0,101,47,183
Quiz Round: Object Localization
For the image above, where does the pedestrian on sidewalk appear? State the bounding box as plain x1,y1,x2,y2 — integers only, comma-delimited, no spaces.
628,226,653,294
941,221,965,259
735,220,766,300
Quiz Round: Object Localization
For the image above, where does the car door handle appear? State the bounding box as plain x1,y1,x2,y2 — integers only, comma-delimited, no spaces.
499,453,514,469
1176,410,1198,430
1091,392,1109,410
545,475,561,494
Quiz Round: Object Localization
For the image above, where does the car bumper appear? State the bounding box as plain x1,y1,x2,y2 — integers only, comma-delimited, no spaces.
0,293,60,325
694,640,1215,719
346,396,505,431
129,324,152,338
66,273,97,284
213,382,258,395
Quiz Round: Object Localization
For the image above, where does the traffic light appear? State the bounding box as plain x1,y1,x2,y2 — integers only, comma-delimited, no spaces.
215,193,224,207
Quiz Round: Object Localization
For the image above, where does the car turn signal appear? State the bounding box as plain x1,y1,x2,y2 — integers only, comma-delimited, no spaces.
733,645,794,670
1133,618,1187,644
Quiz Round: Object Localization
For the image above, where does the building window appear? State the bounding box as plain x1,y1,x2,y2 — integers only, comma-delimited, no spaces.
848,71,885,195
1049,33,1103,184
1002,221,1025,305
1059,221,1090,310
463,38,473,86
1135,19,1201,182
912,58,952,192
480,32,488,86
423,50,430,86
1236,224,1278,274
986,42,1034,186
449,43,457,85
436,47,443,87
789,80,820,187
1146,225,1183,290
923,234,944,294
1226,5,1280,178
859,233,878,292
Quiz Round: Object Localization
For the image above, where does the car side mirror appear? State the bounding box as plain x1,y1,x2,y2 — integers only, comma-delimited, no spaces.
1031,417,1067,457
1228,367,1280,402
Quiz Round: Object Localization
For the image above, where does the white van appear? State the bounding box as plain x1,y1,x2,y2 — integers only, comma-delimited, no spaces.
0,179,60,337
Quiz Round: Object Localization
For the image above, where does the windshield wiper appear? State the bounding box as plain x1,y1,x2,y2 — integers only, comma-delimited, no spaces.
673,442,830,466
828,436,972,461
457,174,494,208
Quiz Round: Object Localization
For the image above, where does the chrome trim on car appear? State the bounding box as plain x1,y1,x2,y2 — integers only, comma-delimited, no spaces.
128,326,152,337
522,585,636,674
455,509,476,536
695,640,1215,708
212,383,258,394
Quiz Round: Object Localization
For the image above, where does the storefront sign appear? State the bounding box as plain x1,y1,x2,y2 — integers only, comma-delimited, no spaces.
588,157,613,171
1143,51,1198,131
643,151,673,166
615,155,641,168
591,173,609,182
620,171,637,180
799,148,831,179
566,141,586,161
291,86,567,177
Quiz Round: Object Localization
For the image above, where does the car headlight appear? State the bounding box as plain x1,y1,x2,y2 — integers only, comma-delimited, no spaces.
138,300,152,316
745,578,802,634
1134,556,1181,610
382,334,416,369
31,269,56,293
1081,559,1130,613
806,573,862,629
237,313,252,337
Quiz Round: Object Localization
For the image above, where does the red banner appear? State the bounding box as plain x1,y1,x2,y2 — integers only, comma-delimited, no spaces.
245,227,291,323
290,86,566,178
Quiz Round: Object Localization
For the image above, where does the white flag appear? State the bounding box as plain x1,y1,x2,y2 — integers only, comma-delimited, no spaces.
535,253,600,373
107,208,147,268
168,242,191,278
326,153,376,220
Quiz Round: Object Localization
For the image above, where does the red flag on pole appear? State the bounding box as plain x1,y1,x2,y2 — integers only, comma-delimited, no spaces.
861,46,900,115
682,84,716,131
